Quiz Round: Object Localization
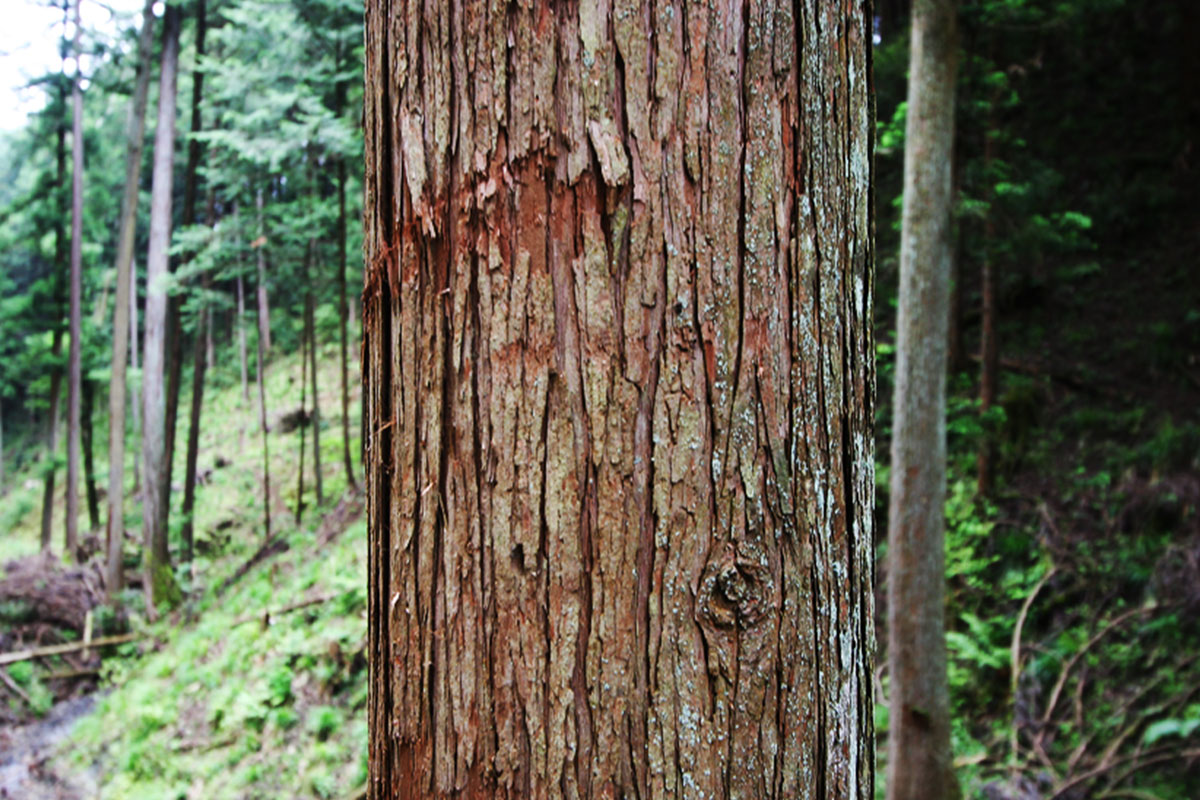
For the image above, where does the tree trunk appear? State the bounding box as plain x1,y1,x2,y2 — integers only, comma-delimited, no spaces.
306,239,323,507
181,190,217,567
161,0,207,545
296,275,309,525
363,2,875,798
237,271,249,404
66,0,85,559
142,3,182,613
886,2,959,800
255,188,271,354
81,378,100,531
40,111,69,555
255,264,272,540
130,256,142,498
106,0,157,596
337,151,355,490
977,130,998,495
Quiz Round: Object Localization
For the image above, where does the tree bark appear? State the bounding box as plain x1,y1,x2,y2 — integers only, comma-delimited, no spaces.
886,2,959,800
66,0,85,559
40,106,69,555
296,269,309,525
142,3,182,612
363,2,875,798
106,0,156,596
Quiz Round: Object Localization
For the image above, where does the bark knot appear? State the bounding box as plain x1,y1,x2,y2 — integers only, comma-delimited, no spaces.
698,541,771,630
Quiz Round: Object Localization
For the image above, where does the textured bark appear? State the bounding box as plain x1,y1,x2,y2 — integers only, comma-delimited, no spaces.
107,0,157,596
142,3,182,612
364,2,875,798
886,2,959,800
66,0,84,558
40,115,68,555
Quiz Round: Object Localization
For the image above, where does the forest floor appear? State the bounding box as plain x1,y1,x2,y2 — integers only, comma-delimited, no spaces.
0,340,369,800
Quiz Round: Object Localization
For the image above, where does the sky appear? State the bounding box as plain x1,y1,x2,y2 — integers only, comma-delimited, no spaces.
0,0,149,132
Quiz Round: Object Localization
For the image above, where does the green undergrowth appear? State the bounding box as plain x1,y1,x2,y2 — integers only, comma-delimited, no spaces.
0,333,368,798
71,515,368,799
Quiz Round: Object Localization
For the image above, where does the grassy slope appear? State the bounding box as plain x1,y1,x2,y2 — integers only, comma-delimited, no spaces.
2,334,369,799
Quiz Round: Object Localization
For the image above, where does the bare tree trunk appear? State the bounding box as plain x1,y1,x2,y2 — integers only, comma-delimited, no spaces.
160,0,207,545
977,130,999,495
106,0,156,596
236,272,249,404
887,2,960,800
255,267,272,541
129,256,141,498
254,188,271,354
296,275,309,525
306,240,323,507
334,52,356,492
363,2,876,797
81,378,99,531
40,113,68,555
142,3,181,613
181,190,216,567
337,154,355,490
65,0,85,558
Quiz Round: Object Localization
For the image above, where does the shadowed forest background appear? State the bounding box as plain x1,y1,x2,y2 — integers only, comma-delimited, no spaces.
0,0,1197,798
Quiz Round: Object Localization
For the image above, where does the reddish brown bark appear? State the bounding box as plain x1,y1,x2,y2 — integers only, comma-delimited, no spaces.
365,2,875,798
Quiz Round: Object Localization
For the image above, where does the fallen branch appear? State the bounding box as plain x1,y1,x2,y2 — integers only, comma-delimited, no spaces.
232,593,335,628
216,535,290,596
0,632,141,667
0,666,32,706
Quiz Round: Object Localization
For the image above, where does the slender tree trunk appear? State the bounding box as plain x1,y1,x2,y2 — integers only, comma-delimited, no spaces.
40,114,69,555
296,276,309,525
887,2,960,800
237,271,249,404
142,3,181,612
129,255,142,498
160,0,207,542
181,190,216,567
337,154,355,490
363,2,875,798
65,0,85,558
255,268,272,540
306,240,323,507
977,127,999,495
255,188,271,354
81,378,100,531
205,308,214,370
334,58,356,491
106,0,156,595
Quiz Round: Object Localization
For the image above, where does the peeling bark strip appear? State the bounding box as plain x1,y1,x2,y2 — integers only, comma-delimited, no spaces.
364,2,875,798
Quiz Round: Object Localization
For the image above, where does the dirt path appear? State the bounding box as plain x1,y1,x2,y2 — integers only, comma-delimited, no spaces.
0,695,99,799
